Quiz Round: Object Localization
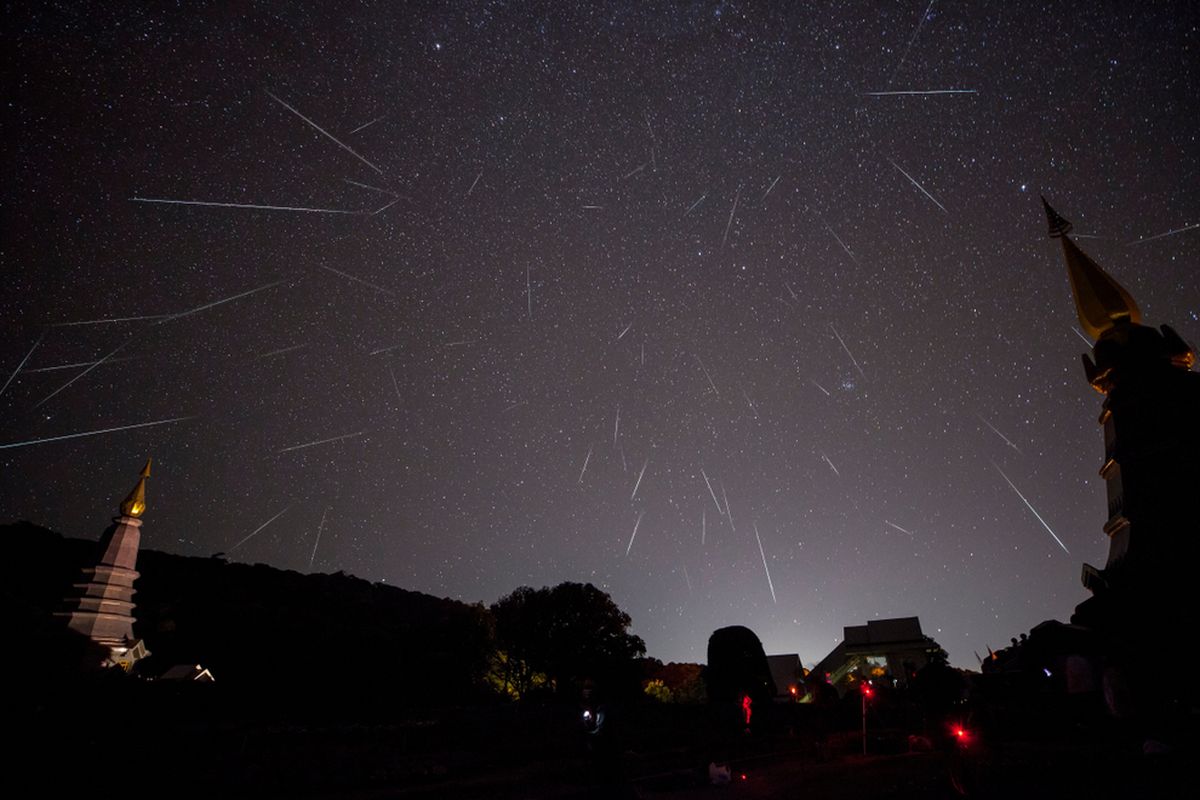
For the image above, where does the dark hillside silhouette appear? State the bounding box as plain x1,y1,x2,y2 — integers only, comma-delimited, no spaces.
4,521,491,712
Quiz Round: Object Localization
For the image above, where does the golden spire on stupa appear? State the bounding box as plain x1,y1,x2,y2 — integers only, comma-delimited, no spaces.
1042,197,1142,340
119,458,152,518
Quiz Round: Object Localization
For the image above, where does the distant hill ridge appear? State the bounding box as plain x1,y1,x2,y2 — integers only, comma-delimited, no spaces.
4,521,492,708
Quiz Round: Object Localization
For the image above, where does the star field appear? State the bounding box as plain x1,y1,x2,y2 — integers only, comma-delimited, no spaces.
3,1,1198,667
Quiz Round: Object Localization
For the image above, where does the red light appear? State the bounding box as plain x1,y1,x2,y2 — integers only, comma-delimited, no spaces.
740,774,747,781
861,685,873,697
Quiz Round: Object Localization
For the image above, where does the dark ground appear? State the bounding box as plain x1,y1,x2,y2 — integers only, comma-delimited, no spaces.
5,684,1192,800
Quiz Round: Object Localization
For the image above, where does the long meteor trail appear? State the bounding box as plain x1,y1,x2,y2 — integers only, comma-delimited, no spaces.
887,0,936,85
694,354,720,396
230,506,292,553
811,207,857,264
165,280,287,321
722,483,735,533
978,413,1022,453
863,89,978,96
266,90,383,175
992,461,1070,554
49,314,171,327
349,114,386,134
0,415,194,451
278,431,363,454
888,158,948,213
830,323,866,379
631,459,649,500
578,444,594,483
309,506,330,569
131,197,365,215
1126,222,1199,246
625,511,645,556
1,331,45,398
760,176,781,202
34,339,132,408
753,523,778,604
721,189,741,249
26,357,135,374
701,469,723,514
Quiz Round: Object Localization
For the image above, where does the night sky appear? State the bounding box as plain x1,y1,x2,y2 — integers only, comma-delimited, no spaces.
4,1,1198,668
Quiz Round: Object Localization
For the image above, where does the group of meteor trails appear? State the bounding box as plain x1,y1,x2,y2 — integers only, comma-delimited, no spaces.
10,59,1189,588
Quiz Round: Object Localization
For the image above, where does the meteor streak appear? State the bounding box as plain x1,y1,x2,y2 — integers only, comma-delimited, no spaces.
760,176,781,202
344,179,399,198
278,431,363,454
684,193,708,216
131,197,364,215
34,339,131,408
309,506,329,569
230,506,291,553
349,114,386,134
992,461,1070,554
888,158,948,213
622,163,646,180
977,413,1021,453
259,344,307,359
165,280,287,321
631,458,649,499
753,523,778,603
694,354,720,396
387,365,402,402
721,189,741,249
49,314,171,327
618,322,633,340
0,415,194,451
266,90,383,175
887,0,936,85
863,89,978,96
884,520,914,536
830,323,866,379
701,469,723,514
625,510,645,556
722,483,735,533
578,444,594,483
1,331,44,398
1126,222,1199,246
821,453,840,476
26,357,135,374
811,207,857,263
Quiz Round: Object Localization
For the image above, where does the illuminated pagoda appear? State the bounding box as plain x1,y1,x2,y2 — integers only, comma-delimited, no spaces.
56,459,153,669
1041,199,1200,648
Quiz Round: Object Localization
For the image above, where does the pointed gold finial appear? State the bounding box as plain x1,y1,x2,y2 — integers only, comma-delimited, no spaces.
119,458,152,518
1042,197,1142,340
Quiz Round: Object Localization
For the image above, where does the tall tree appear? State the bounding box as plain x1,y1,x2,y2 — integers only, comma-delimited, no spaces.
491,582,645,697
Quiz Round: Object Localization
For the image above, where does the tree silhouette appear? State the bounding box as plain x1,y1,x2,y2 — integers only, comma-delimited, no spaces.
491,582,645,697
